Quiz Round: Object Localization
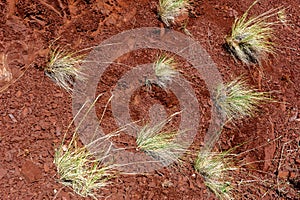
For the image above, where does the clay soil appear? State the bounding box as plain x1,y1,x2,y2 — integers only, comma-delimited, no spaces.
0,0,299,199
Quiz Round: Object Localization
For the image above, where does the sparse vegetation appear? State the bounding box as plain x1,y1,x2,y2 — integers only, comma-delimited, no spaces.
153,54,179,89
194,137,292,200
44,47,86,93
195,151,236,200
136,113,185,165
54,138,115,198
215,77,273,120
158,0,189,26
54,95,117,198
3,1,298,199
225,0,284,65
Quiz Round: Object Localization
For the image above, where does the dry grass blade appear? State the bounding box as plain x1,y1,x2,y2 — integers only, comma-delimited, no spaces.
136,113,186,165
225,0,285,65
215,77,273,120
44,47,86,93
158,0,189,26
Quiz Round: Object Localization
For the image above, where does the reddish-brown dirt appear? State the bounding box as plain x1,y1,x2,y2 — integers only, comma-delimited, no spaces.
0,0,299,199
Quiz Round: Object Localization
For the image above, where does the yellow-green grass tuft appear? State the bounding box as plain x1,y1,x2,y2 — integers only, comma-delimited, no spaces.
158,0,189,26
44,47,86,93
225,0,285,65
215,77,273,120
195,151,236,200
54,94,117,198
136,114,185,165
54,142,114,198
154,54,179,89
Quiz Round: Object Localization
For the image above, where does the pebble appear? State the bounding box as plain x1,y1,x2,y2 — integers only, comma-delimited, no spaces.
21,107,30,117
278,171,290,179
15,90,22,97
8,113,17,123
0,168,7,179
290,172,297,179
21,160,43,182
43,164,49,173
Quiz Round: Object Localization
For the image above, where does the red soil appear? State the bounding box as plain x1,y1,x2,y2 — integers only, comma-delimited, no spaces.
0,0,299,199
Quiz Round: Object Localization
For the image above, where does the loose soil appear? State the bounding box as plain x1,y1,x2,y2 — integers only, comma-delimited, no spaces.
0,0,299,200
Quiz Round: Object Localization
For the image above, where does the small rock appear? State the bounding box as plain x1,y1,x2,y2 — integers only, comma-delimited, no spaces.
15,90,22,97
43,164,49,173
52,139,60,143
278,171,290,179
8,113,17,123
59,191,70,200
290,172,298,179
14,165,20,176
4,151,13,162
21,107,30,118
8,179,13,185
133,95,141,105
117,0,128,8
35,125,42,131
162,180,173,188
148,181,156,188
21,160,42,182
50,128,55,134
24,149,30,156
174,12,189,25
49,116,57,124
104,13,118,26
53,92,64,98
122,8,136,23
148,191,154,199
51,103,58,109
29,94,34,102
0,168,7,179
55,126,61,136
39,120,49,130
189,179,196,190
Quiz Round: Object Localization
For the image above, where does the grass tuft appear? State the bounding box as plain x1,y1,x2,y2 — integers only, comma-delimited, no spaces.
54,134,115,198
136,113,185,165
195,151,236,200
158,0,189,26
153,54,179,89
54,94,117,198
44,47,86,93
225,0,285,65
215,77,272,120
